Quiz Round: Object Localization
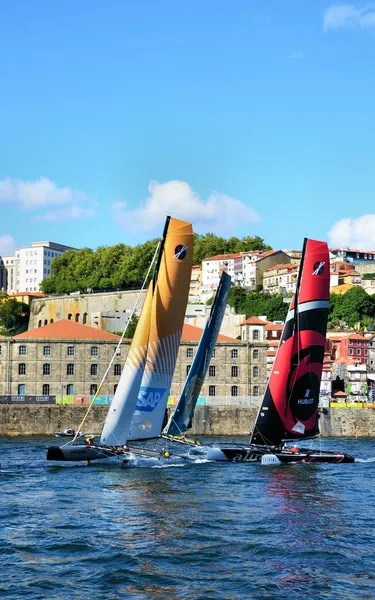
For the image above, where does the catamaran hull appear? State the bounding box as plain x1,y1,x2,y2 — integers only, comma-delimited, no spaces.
207,446,355,463
46,445,121,462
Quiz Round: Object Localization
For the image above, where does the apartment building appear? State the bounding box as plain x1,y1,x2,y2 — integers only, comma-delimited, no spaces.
262,263,299,294
0,241,74,294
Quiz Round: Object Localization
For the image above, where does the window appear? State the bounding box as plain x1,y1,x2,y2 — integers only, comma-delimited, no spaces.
67,384,74,395
231,366,239,377
209,385,216,396
67,364,74,375
75,313,80,322
186,348,194,358
114,384,118,393
19,345,27,356
83,312,88,324
91,346,99,357
38,320,42,327
212,348,216,358
209,365,216,377
349,348,353,355
231,349,238,359
44,319,48,326
231,385,238,397
186,365,191,376
68,313,72,320
67,346,75,356
365,349,368,355
253,385,259,396
253,349,259,359
114,364,121,376
19,363,26,375
357,349,361,355
42,384,50,395
90,384,98,395
272,330,278,338
18,384,26,395
43,346,51,356
91,364,98,376
43,363,51,376
252,330,259,341
253,366,259,378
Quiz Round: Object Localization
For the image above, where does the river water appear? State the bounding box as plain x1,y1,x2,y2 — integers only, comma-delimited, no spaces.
1,436,375,600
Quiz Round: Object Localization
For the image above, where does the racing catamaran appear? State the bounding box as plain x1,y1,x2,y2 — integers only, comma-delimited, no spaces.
46,216,193,463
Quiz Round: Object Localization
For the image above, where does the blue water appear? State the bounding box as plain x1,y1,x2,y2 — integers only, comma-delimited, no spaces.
1,437,375,600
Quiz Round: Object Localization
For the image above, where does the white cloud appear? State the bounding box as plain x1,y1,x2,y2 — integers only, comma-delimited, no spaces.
36,206,95,222
0,176,94,221
288,51,304,59
114,180,260,233
0,235,16,256
323,4,375,31
327,215,375,250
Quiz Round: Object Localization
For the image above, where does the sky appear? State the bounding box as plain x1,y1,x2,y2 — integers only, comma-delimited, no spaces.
1,1,375,255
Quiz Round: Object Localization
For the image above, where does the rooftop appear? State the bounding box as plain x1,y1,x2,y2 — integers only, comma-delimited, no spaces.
203,253,241,262
14,320,122,341
181,323,240,343
264,263,298,272
240,316,268,326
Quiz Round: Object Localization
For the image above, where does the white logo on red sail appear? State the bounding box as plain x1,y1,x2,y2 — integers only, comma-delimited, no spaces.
312,261,325,275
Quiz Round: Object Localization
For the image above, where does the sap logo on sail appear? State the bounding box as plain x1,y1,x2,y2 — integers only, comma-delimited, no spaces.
136,387,166,411
297,389,314,404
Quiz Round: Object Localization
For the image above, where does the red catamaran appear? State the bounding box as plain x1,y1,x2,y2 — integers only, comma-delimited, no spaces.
207,238,355,464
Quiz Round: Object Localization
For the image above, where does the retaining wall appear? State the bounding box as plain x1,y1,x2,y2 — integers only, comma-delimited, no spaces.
1,405,375,437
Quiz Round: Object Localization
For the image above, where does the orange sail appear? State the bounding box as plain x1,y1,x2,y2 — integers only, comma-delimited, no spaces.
99,282,153,446
129,217,193,439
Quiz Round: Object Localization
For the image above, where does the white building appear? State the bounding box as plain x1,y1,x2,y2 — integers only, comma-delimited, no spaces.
201,254,238,288
0,241,74,293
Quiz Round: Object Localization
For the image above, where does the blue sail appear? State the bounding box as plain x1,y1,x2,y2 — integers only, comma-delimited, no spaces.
165,271,232,436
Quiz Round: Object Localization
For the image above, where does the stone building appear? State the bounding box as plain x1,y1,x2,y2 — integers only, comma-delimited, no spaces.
28,289,147,330
0,320,267,401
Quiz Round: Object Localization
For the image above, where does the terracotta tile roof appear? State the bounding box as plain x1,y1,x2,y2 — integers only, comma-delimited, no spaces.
267,350,277,356
240,316,268,326
347,334,369,341
192,265,202,269
267,340,280,346
9,291,46,297
257,250,282,260
14,320,122,340
264,263,298,272
181,323,240,343
203,254,240,262
265,323,284,331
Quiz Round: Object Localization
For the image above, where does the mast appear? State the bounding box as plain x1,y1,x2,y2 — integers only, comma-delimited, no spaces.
250,238,330,446
128,218,193,440
165,271,231,436
99,218,172,447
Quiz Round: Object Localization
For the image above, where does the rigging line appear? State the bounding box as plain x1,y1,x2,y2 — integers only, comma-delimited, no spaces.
65,239,162,447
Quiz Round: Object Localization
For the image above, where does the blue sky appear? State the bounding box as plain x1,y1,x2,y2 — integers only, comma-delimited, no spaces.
1,1,375,255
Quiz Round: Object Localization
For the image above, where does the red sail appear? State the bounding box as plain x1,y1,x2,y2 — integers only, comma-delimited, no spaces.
251,239,330,446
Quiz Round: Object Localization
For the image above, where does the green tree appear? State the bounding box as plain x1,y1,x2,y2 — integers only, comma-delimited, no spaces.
0,298,29,335
228,286,248,313
125,314,139,338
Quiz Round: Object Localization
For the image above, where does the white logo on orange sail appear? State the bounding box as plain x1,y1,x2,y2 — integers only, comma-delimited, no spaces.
173,245,188,259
